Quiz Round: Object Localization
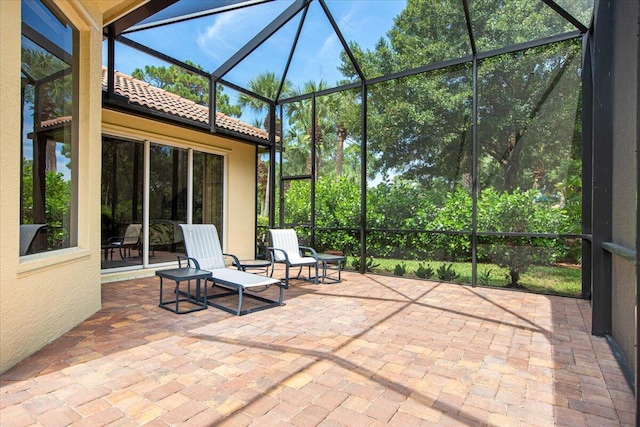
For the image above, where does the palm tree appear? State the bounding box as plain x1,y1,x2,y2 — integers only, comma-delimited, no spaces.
238,72,293,217
286,81,331,178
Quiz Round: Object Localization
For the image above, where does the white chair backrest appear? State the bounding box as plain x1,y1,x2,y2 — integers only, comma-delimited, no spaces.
180,224,226,270
123,224,141,244
19,224,45,256
269,229,301,262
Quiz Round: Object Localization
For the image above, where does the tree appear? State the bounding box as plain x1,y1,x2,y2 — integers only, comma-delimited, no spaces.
341,0,582,200
132,61,241,117
238,72,293,217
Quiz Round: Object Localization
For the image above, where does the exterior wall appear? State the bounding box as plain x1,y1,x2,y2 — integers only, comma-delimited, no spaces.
610,0,639,377
0,0,104,374
101,109,258,280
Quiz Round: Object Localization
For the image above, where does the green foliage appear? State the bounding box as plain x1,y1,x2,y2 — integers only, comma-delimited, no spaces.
273,0,584,292
437,263,459,282
478,268,493,285
286,175,578,267
415,263,434,279
393,263,407,276
351,256,380,272
21,161,70,250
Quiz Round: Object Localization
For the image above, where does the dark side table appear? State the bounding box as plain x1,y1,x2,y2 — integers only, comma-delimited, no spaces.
156,267,211,314
232,259,272,276
317,253,346,283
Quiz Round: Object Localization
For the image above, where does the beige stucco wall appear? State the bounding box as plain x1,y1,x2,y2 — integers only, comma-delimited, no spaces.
101,110,258,274
0,0,258,373
0,0,105,374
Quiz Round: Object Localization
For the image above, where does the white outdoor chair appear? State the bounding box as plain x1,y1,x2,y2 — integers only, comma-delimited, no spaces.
268,228,319,288
105,223,142,259
180,224,284,315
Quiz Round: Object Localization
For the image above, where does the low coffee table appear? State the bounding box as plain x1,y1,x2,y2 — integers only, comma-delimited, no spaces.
317,253,346,283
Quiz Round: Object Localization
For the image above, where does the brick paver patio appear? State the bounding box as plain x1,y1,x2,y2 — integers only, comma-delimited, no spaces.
0,270,635,426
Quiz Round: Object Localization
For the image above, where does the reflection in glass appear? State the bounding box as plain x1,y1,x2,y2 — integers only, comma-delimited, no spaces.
149,144,188,264
193,151,224,231
20,0,75,255
101,137,144,269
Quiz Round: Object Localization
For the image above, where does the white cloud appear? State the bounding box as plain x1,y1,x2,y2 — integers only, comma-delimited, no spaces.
196,12,240,62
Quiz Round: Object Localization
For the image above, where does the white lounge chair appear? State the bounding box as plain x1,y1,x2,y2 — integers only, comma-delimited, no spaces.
269,228,319,287
180,224,284,315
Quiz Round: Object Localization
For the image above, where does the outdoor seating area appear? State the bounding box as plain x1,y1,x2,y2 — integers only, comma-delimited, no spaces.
180,224,284,316
0,272,634,426
3,0,639,424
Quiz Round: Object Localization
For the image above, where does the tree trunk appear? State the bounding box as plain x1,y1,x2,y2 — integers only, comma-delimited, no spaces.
336,124,347,178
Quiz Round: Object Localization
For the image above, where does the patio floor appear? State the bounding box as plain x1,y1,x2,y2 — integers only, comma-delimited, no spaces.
0,270,635,426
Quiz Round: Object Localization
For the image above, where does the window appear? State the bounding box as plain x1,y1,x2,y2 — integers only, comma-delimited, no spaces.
20,0,77,255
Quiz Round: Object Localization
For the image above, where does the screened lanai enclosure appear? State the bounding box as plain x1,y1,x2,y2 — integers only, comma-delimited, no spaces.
102,0,591,296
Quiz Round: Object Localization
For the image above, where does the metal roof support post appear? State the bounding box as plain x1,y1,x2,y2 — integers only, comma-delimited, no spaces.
635,3,640,419
276,5,309,102
581,33,593,300
462,0,477,287
590,0,614,336
360,81,367,275
269,102,277,229
310,94,317,246
210,79,217,134
107,27,115,100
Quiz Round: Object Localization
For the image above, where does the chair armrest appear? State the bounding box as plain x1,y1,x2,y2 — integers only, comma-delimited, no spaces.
268,247,291,264
223,253,242,270
299,245,319,260
177,255,201,269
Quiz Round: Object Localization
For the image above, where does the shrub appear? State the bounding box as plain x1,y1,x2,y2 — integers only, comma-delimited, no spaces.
478,267,493,285
415,263,434,279
393,263,407,276
350,256,380,272
437,263,459,281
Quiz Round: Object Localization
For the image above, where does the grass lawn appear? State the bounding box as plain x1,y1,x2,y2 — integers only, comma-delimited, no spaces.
343,257,583,298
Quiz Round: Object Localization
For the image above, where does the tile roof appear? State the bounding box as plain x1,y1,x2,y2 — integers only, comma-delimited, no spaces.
101,68,270,141
41,116,72,128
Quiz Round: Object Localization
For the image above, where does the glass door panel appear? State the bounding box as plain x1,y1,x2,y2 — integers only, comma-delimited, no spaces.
193,151,224,232
149,143,188,264
101,136,144,269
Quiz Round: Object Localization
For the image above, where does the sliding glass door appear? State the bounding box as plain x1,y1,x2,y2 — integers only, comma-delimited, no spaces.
101,136,224,270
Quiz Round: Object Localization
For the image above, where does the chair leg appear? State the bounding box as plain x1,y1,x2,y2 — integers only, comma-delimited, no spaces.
277,285,284,305
314,263,318,284
237,288,244,316
284,264,290,289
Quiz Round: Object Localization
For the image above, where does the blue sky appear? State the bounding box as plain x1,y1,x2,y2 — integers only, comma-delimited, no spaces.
106,1,406,97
